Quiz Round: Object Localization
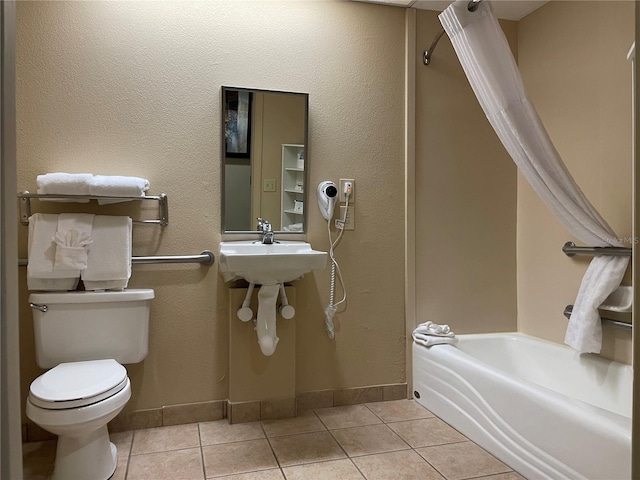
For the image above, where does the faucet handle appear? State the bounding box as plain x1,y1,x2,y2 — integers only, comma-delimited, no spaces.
257,217,272,232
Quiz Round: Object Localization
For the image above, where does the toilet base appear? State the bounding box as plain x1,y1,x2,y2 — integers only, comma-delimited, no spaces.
51,425,117,480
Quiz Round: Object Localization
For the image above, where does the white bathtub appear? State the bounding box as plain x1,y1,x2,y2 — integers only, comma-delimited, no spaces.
412,333,632,480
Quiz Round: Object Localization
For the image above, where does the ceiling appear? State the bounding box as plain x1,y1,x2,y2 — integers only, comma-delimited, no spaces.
354,0,549,21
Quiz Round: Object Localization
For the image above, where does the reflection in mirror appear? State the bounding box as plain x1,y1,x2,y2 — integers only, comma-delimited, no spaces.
222,87,308,233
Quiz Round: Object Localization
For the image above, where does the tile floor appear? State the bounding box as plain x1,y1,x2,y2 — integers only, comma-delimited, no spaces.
23,400,526,480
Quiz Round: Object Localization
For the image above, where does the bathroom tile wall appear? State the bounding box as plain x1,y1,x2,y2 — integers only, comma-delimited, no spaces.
16,0,406,421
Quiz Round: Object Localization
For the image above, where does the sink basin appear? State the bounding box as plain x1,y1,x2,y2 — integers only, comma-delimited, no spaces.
219,241,328,285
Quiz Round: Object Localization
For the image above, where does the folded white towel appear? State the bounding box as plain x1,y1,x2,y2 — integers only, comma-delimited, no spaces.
82,215,132,290
36,173,92,202
27,213,79,291
53,213,94,270
414,321,455,337
283,223,303,232
412,332,458,347
90,175,149,204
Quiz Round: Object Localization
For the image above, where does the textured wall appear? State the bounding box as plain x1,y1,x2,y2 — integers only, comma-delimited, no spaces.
414,9,518,335
517,1,634,363
17,1,406,414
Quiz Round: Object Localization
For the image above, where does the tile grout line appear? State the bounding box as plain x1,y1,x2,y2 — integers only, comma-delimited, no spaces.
197,423,207,480
122,430,135,480
259,417,286,477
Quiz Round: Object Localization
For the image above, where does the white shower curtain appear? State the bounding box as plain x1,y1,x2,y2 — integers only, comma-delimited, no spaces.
439,0,629,353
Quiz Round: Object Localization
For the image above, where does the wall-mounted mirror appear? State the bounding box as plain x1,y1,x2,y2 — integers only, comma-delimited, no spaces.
222,87,308,234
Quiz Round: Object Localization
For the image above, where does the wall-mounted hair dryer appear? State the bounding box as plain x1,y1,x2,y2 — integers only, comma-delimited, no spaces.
317,181,338,220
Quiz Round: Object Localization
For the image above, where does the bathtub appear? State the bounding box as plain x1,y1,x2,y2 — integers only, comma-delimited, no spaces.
412,333,632,480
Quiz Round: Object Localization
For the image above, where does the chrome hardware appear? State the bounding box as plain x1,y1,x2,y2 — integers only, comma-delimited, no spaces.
30,303,48,313
257,217,275,244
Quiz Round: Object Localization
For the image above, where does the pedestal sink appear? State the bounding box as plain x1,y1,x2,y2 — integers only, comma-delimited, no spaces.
219,241,328,356
218,240,327,285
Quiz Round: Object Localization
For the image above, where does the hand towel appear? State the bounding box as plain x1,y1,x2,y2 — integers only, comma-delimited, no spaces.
53,213,94,270
36,173,92,202
82,215,132,290
412,332,458,347
27,213,79,291
90,175,150,204
414,321,455,337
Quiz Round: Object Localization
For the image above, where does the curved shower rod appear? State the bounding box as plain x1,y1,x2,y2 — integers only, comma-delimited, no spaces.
423,0,484,66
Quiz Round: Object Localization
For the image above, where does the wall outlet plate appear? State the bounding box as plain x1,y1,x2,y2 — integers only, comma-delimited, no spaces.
263,178,277,192
339,178,355,203
339,205,355,230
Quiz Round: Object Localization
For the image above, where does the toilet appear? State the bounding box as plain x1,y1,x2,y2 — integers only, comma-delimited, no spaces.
25,289,154,480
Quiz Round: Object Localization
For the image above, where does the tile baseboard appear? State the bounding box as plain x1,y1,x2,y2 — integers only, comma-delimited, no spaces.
22,383,407,439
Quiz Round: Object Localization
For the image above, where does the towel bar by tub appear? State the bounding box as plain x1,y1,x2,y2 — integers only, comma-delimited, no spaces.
18,250,215,267
17,191,169,227
563,305,632,331
562,241,631,257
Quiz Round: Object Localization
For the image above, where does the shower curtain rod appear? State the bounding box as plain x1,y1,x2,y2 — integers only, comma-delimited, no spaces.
423,0,484,66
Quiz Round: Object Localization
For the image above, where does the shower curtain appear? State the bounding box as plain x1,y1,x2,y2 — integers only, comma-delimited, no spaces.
439,0,629,353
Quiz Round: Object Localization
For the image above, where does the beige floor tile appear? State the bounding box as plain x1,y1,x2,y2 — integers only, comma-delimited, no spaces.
127,447,204,480
417,442,512,480
202,438,278,477
110,455,129,480
353,450,445,480
282,459,365,480
215,470,285,480
200,419,265,445
314,405,382,430
473,473,524,480
22,440,56,480
331,424,410,457
262,411,326,438
131,423,200,455
110,430,133,455
366,399,434,423
388,418,467,448
268,431,347,467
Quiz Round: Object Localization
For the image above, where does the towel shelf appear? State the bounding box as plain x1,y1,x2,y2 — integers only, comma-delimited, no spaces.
562,241,631,257
563,305,632,330
18,250,215,267
17,191,169,227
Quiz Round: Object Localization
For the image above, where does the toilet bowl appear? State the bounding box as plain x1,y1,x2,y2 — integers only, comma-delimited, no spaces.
26,289,154,480
26,359,131,480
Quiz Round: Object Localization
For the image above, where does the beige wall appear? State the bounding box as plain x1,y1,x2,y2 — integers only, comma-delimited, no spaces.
17,1,406,415
517,1,634,363
414,9,518,334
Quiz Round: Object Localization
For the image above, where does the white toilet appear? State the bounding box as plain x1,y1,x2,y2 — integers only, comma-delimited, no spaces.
25,289,154,480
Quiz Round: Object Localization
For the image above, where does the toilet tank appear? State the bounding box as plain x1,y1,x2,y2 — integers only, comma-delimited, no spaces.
29,289,154,368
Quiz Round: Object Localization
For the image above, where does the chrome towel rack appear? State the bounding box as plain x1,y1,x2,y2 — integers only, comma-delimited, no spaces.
562,241,631,257
17,191,169,227
563,305,631,331
18,250,215,267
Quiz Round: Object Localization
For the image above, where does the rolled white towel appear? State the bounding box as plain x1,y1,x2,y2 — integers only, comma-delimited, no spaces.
36,173,92,202
90,175,149,203
412,332,458,347
414,321,455,337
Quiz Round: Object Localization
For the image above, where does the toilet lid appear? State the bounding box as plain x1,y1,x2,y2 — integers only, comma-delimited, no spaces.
29,359,128,410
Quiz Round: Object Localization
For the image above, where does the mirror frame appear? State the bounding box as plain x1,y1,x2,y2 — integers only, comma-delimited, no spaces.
221,86,309,235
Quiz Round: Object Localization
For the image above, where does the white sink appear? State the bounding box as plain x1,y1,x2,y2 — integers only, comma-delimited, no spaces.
219,241,328,285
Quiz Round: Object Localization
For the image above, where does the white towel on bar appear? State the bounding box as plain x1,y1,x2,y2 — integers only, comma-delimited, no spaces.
27,213,79,291
53,213,94,270
82,215,132,290
36,173,92,202
90,175,150,204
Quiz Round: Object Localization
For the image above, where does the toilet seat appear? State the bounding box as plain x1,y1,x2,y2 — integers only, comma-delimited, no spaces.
29,359,128,410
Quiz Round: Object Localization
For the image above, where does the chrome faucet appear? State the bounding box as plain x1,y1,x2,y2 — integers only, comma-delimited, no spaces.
257,217,274,244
